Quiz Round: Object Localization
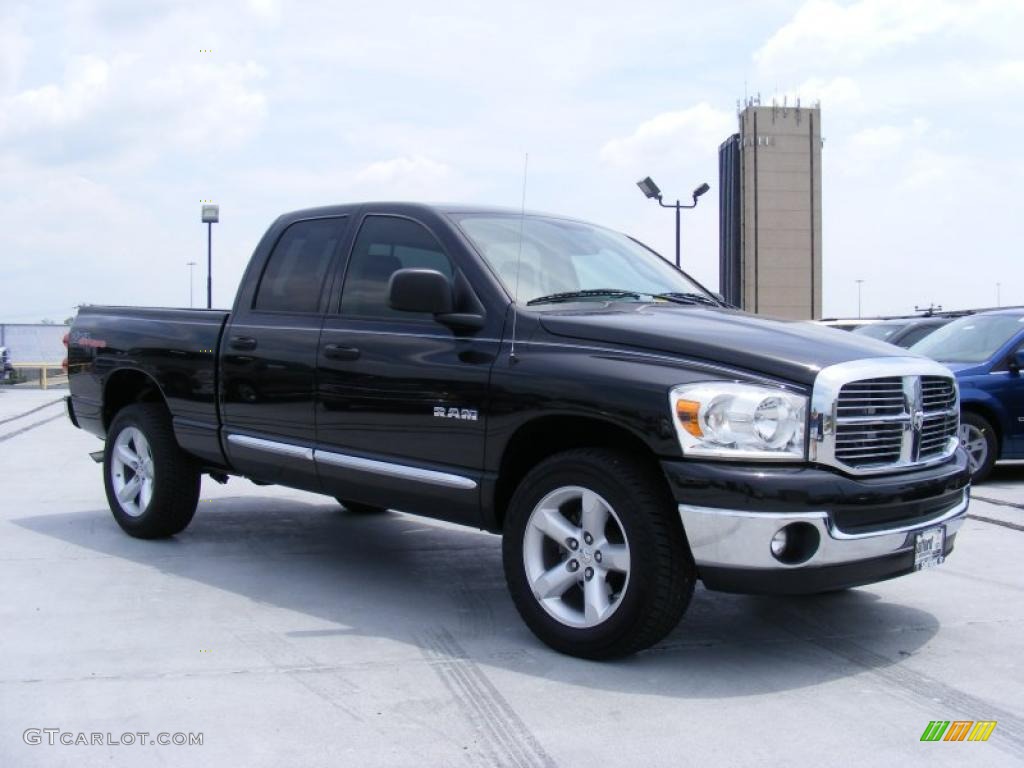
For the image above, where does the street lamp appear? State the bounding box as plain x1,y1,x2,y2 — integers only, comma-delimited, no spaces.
636,177,710,268
201,205,219,309
855,279,865,318
187,261,197,308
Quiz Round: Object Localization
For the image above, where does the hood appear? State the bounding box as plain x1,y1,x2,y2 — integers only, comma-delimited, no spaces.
538,304,915,386
942,361,989,376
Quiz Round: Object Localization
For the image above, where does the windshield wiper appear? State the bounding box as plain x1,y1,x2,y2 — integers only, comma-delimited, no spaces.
649,292,722,307
526,289,640,306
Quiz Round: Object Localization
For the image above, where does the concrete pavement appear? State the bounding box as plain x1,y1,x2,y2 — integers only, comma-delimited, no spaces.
1,388,1022,767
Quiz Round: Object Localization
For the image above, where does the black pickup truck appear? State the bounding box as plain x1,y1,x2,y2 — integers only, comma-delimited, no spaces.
66,202,970,658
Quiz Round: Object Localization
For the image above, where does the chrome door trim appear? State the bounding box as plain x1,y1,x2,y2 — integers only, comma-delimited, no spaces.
314,449,478,490
225,433,478,489
226,433,314,461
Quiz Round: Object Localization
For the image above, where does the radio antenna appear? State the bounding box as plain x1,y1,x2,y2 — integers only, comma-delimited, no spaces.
510,152,529,362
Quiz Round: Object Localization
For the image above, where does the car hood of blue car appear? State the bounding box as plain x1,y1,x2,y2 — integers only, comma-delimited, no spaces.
942,361,990,376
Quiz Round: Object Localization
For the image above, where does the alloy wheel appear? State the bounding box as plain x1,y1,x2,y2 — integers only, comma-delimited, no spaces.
959,423,988,475
522,485,631,629
111,427,155,517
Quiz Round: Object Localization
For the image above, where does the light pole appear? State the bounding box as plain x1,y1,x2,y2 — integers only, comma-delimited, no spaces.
201,205,219,309
636,177,710,268
855,279,865,318
187,261,197,308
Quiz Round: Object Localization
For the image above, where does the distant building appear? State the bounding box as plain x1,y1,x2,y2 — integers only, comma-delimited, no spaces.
719,101,822,320
0,323,67,364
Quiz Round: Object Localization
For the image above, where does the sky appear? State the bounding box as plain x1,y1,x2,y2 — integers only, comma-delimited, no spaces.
1,0,1022,322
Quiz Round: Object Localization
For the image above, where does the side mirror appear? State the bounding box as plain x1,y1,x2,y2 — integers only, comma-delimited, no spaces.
1011,348,1024,373
389,269,454,315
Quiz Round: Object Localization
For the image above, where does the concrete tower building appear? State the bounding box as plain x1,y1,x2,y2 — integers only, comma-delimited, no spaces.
719,101,822,320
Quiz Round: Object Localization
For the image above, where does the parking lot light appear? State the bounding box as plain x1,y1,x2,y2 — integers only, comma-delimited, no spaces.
636,176,710,268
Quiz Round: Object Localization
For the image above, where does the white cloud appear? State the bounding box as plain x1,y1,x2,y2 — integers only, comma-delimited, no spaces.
0,55,110,135
349,155,463,201
137,59,268,151
755,0,978,74
246,0,281,23
789,76,862,109
600,103,734,169
0,12,31,94
848,118,929,151
902,147,968,189
354,156,450,186
849,124,905,151
0,48,267,159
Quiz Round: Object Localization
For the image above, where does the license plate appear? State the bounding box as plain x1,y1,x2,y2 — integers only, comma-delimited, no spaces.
914,526,946,570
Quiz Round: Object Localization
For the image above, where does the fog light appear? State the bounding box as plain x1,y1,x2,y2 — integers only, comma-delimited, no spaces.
770,529,788,557
769,522,821,565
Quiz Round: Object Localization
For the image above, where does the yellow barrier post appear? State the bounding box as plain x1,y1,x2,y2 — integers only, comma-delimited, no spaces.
11,363,59,390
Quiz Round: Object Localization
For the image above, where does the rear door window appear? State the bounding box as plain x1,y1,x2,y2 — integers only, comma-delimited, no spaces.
254,217,348,313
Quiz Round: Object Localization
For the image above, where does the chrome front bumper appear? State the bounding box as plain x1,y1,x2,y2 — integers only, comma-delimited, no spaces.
679,488,969,571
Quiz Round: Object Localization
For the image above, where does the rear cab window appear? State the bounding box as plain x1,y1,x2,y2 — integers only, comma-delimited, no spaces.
253,217,348,313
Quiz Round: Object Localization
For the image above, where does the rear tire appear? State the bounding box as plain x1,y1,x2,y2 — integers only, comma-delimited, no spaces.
103,404,200,539
336,498,389,515
960,411,997,483
502,448,695,659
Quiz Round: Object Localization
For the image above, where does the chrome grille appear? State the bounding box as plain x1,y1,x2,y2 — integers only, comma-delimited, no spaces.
922,376,956,411
835,377,905,418
835,378,907,466
920,412,958,459
811,359,960,475
834,419,903,465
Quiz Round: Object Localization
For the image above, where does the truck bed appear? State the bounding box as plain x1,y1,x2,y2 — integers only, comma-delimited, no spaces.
68,305,231,467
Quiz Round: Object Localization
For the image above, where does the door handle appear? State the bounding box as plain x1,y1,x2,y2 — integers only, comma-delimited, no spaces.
229,336,258,351
323,344,360,361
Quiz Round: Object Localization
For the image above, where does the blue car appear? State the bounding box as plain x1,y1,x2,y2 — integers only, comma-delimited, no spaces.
911,309,1024,482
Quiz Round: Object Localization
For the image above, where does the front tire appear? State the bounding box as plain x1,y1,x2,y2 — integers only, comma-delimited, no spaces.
960,411,997,483
502,448,695,659
103,403,200,539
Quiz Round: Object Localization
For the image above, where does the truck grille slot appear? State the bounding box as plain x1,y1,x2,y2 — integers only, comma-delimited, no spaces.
921,376,956,411
920,412,958,459
818,370,959,474
835,377,905,418
835,421,903,465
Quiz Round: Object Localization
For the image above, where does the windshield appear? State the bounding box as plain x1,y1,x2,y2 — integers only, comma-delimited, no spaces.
853,322,907,341
452,213,713,305
910,314,1024,363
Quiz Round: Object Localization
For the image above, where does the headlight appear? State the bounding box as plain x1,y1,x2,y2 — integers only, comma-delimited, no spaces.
669,382,807,460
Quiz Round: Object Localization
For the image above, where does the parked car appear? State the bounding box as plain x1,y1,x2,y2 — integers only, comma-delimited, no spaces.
852,317,952,348
66,202,970,658
911,309,1024,482
816,318,881,332
0,346,12,382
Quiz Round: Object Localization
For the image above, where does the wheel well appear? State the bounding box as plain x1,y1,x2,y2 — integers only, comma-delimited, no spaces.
960,402,1002,450
491,415,668,532
103,369,168,431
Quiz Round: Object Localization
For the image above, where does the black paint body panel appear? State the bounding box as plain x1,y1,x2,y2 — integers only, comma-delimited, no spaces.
68,306,230,467
660,449,970,516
